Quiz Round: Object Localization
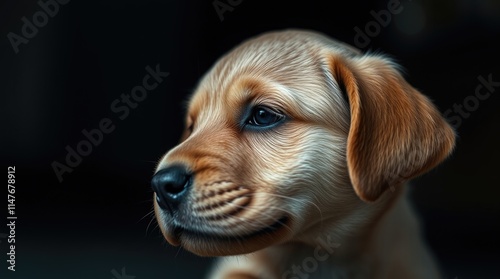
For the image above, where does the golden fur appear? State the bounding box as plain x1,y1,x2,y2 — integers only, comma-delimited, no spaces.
153,30,455,279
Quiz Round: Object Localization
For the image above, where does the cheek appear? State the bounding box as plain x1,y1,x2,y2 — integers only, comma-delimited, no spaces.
241,124,348,193
295,129,349,191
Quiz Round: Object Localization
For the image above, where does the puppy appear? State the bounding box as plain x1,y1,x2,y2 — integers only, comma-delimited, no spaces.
151,30,455,279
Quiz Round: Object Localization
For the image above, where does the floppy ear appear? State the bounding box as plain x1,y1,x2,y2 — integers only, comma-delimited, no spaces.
328,55,455,202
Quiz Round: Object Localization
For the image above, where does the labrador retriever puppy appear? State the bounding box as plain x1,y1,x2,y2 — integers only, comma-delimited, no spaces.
151,30,455,279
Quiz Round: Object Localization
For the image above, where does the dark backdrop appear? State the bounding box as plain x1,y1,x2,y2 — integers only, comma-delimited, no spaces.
1,0,499,278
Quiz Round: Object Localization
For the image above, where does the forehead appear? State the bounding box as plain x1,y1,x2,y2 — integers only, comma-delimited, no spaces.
187,31,353,126
209,33,324,91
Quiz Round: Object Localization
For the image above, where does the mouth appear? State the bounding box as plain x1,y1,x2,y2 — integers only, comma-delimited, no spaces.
165,215,290,256
176,215,289,242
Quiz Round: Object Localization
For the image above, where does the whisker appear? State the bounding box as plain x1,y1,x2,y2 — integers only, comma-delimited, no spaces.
222,200,300,220
145,215,157,236
138,209,156,223
174,246,183,258
216,200,294,234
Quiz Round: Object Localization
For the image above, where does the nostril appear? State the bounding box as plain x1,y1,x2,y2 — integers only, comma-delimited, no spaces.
151,165,192,209
155,168,189,194
167,173,189,194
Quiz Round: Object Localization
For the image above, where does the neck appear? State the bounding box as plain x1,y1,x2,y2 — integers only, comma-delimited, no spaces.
284,186,441,278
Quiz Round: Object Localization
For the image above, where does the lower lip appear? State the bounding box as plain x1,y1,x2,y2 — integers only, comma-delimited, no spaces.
177,216,289,242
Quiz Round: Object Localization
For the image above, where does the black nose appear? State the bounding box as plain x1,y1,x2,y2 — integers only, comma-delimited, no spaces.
151,165,192,211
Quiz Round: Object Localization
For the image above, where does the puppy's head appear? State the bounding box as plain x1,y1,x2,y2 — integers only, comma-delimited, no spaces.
151,30,455,256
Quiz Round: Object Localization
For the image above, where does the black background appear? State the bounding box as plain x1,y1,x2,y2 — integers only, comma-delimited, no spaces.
1,0,499,278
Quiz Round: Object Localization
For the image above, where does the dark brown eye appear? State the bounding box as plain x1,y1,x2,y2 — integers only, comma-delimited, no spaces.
247,106,284,127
